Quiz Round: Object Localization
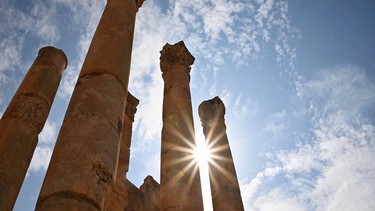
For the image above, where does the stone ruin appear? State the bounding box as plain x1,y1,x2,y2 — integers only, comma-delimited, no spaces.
0,0,244,210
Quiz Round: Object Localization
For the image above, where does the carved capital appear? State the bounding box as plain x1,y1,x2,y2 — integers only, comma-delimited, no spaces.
198,96,226,125
160,41,195,73
125,92,139,122
3,95,49,133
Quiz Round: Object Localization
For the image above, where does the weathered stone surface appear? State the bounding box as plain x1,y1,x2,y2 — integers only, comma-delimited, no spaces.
0,46,66,211
198,96,244,211
125,176,160,211
36,75,126,211
160,41,195,75
78,0,140,92
160,41,204,211
120,92,139,178
140,175,160,211
36,1,144,209
104,92,138,211
104,176,160,211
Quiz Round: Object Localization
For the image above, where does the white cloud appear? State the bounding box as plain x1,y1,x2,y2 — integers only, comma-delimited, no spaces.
242,66,375,210
0,0,28,78
54,0,105,99
233,94,258,119
304,65,375,117
39,120,57,144
29,0,60,42
140,150,160,183
27,146,53,176
255,0,274,28
253,188,305,211
264,110,286,134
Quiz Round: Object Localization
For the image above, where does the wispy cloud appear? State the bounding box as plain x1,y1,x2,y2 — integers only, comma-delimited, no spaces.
54,0,105,99
252,188,305,211
38,120,57,144
241,66,375,210
27,146,53,177
233,94,258,119
264,110,286,134
0,0,28,83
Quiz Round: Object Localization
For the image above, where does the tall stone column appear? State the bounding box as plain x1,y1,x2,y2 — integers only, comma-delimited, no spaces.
198,96,244,211
0,46,67,211
160,41,204,211
36,0,144,210
103,92,139,211
119,92,139,179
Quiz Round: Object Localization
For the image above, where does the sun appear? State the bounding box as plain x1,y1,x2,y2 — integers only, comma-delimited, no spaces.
193,138,212,164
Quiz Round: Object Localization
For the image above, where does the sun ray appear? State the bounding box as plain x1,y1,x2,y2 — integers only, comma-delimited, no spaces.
208,158,238,187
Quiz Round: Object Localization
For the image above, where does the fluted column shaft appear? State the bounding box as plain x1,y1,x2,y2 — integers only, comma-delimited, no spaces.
104,92,139,211
198,97,244,211
36,0,144,210
160,41,203,211
0,46,67,211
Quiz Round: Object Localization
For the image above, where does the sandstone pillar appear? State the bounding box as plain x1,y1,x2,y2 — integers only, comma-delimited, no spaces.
119,92,139,179
160,41,204,211
36,0,144,210
0,46,67,211
198,96,244,211
103,92,139,211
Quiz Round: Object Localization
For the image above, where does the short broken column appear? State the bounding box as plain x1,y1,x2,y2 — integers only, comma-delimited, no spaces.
160,41,204,211
0,46,67,211
198,96,244,211
103,92,139,211
36,0,144,210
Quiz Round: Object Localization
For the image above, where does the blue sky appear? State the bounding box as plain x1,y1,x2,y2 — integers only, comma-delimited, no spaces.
1,0,375,210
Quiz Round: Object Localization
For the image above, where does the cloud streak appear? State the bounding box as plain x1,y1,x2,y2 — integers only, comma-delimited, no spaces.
241,66,375,210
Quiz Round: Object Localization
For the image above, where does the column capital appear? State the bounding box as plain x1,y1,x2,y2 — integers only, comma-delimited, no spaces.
198,96,226,125
125,92,139,122
38,46,68,73
159,41,195,73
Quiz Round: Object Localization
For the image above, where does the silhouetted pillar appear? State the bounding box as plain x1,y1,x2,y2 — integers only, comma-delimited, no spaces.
104,92,139,210
198,96,244,211
36,0,144,210
0,46,67,211
160,41,204,211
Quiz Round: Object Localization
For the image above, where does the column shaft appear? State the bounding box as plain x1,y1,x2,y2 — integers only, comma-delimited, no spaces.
160,41,204,211
104,92,139,211
0,46,67,211
198,97,244,211
36,1,143,210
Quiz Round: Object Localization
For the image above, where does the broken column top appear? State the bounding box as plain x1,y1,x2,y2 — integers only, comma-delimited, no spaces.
125,92,140,122
140,175,160,193
38,46,68,73
159,41,195,72
143,175,159,187
198,96,226,125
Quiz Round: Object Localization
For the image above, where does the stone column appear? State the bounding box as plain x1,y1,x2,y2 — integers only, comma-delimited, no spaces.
36,0,144,210
160,41,204,211
103,92,139,211
198,96,244,211
0,46,67,211
119,92,139,179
